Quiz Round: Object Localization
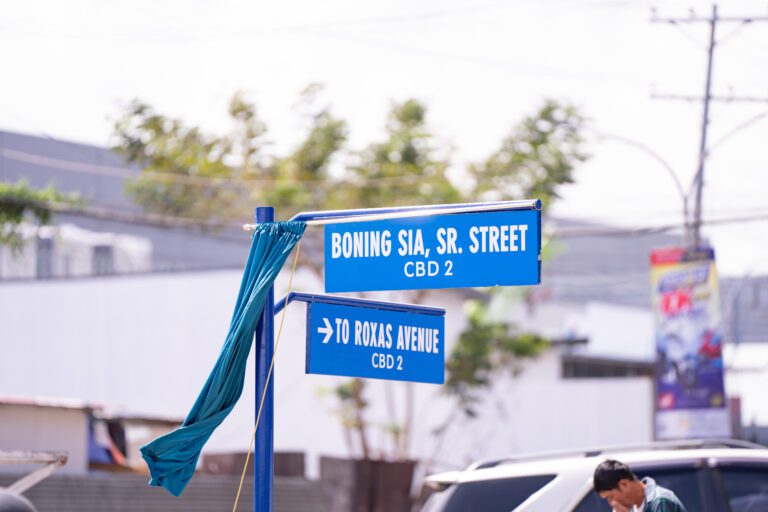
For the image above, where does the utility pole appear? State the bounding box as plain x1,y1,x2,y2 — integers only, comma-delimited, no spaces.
651,4,768,248
693,4,716,249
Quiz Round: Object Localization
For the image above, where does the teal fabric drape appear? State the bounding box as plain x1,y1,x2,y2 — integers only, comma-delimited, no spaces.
140,221,306,496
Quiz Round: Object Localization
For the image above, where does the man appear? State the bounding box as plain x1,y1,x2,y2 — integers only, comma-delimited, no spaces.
593,459,687,512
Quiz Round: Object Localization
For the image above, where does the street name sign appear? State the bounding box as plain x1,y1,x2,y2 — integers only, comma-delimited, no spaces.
305,299,445,384
324,209,540,292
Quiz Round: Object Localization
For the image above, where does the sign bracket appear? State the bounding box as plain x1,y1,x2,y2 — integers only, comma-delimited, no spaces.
274,291,444,316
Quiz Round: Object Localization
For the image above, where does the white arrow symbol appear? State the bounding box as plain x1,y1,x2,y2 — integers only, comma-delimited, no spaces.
318,317,333,344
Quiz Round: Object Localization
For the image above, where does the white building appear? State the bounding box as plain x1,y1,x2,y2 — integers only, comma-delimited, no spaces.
2,129,766,482
0,265,658,477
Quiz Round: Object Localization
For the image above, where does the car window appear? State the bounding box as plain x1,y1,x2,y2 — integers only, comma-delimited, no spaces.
718,465,768,512
572,465,704,512
642,466,704,511
421,474,555,512
572,489,611,512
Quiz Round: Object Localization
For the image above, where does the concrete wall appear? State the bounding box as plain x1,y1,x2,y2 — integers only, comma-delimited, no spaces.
0,404,88,475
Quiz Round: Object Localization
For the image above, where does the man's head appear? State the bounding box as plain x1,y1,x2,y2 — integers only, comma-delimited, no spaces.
593,459,645,509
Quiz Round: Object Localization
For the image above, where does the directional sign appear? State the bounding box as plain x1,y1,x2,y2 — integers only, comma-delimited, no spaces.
306,300,445,384
324,209,540,293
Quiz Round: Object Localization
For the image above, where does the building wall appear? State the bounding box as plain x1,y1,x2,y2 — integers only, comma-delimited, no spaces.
429,350,654,471
725,343,768,425
0,268,656,480
0,404,88,475
0,223,151,280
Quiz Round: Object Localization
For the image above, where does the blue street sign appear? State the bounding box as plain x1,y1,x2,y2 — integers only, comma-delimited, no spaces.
306,300,445,384
324,209,541,292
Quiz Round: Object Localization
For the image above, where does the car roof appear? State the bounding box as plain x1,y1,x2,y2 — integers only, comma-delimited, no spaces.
425,440,768,488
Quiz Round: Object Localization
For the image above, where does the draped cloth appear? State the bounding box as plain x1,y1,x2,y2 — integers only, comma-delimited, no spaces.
140,221,306,496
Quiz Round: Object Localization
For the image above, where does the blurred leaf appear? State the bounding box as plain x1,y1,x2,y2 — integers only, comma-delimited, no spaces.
0,181,81,254
469,99,588,210
338,99,460,209
445,299,549,416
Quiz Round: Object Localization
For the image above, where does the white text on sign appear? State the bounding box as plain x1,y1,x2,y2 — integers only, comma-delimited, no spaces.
329,225,529,281
317,316,440,372
319,316,440,354
330,226,529,260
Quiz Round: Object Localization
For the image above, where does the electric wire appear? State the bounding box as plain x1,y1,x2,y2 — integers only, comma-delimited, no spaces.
0,147,437,187
0,2,655,86
5,190,768,239
1,0,641,44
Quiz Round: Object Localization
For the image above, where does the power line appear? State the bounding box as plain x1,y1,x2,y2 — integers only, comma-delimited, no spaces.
0,2,653,86
307,29,650,86
0,1,532,44
651,93,768,103
2,0,638,44
651,4,768,248
0,147,433,187
6,192,767,240
554,212,768,238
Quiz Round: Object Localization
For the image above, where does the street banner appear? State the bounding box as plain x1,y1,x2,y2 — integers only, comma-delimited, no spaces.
324,209,541,292
650,247,730,439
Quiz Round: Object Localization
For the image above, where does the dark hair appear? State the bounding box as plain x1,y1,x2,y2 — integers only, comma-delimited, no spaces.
593,459,638,492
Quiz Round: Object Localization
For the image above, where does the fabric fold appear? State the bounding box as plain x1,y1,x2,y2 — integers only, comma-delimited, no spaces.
140,220,306,496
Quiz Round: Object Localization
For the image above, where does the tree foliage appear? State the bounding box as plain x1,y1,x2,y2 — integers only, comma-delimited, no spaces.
0,181,80,253
445,300,548,417
112,88,348,221
112,96,270,223
266,86,348,215
333,378,372,459
469,99,587,210
340,99,460,208
111,92,588,460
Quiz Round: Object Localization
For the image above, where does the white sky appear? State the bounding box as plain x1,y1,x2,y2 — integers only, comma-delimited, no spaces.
1,0,767,276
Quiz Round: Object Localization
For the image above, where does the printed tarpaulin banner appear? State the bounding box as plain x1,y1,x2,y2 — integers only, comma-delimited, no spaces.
650,247,730,439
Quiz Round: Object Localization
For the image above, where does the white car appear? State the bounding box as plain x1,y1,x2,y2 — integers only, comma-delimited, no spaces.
421,440,768,512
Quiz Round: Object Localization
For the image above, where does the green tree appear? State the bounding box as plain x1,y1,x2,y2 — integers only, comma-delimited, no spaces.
111,92,588,465
339,99,460,209
112,94,272,223
328,100,587,463
446,300,548,418
318,99,462,461
267,85,348,217
112,89,347,221
0,181,80,254
469,99,587,210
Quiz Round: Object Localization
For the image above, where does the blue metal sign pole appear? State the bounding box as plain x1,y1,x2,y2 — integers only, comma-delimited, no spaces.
254,206,274,512
248,199,540,511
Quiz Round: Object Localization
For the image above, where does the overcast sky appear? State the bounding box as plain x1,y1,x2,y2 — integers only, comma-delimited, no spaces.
1,0,767,275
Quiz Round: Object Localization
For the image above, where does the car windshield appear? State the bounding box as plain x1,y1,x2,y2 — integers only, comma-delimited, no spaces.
422,474,555,512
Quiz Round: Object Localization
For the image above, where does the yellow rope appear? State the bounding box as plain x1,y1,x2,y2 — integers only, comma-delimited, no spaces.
232,241,302,512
